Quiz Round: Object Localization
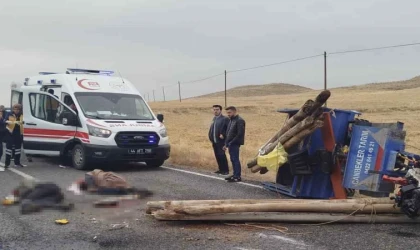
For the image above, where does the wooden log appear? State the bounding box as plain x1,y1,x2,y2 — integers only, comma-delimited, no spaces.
248,116,318,168
247,90,331,169
251,119,324,174
171,203,400,215
260,90,330,153
246,101,313,169
306,90,331,116
258,100,315,151
282,119,324,150
151,212,417,224
146,198,394,214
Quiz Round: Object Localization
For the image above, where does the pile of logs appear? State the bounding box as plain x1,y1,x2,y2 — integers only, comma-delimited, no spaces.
247,90,331,174
146,198,419,224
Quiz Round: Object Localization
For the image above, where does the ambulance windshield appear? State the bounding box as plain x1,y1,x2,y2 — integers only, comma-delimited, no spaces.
74,92,154,120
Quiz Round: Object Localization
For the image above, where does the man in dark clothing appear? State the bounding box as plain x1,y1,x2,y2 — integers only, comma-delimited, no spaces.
208,105,230,175
224,106,246,182
4,104,25,169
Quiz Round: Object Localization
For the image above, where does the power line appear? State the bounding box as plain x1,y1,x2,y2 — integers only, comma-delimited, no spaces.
329,42,420,55
158,72,224,89
182,72,225,85
149,40,420,100
227,54,324,73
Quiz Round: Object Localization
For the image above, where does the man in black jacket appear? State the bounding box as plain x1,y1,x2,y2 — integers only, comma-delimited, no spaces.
223,106,246,182
208,105,230,175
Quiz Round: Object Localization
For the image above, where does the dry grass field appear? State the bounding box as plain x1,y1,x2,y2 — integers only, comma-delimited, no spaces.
150,76,420,182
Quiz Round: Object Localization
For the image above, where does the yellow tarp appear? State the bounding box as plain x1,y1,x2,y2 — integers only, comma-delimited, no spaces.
257,143,288,171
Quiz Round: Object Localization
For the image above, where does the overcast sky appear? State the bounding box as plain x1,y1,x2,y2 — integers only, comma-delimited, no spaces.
1,0,420,103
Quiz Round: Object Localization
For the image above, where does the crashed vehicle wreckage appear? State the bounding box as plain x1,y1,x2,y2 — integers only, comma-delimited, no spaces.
245,90,420,219
147,91,420,223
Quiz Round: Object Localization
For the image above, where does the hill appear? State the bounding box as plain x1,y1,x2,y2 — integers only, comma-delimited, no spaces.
340,76,420,91
193,83,312,99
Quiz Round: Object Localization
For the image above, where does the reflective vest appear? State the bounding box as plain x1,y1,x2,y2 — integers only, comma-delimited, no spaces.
6,113,24,135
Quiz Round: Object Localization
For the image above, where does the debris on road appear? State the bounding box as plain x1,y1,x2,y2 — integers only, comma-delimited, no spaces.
2,195,17,206
109,222,129,230
55,219,69,225
67,183,82,195
94,198,119,208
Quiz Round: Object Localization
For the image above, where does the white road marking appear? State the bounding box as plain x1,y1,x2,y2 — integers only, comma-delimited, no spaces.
161,166,263,189
0,162,35,179
258,233,309,247
4,167,36,180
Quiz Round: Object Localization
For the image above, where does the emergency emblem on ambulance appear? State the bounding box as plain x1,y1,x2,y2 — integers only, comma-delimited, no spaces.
77,79,101,90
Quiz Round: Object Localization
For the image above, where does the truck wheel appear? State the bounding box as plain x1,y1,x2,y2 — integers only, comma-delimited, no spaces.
72,144,87,170
145,160,165,168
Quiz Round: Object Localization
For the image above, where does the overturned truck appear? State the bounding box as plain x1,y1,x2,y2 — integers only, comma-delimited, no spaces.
147,90,420,222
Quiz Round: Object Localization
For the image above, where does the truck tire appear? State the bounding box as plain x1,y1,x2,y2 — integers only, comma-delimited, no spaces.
145,160,165,168
72,144,87,170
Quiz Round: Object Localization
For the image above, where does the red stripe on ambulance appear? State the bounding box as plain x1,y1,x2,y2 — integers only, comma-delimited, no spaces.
24,128,90,143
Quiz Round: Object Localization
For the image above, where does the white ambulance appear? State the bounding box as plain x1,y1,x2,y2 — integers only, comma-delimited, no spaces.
10,68,170,170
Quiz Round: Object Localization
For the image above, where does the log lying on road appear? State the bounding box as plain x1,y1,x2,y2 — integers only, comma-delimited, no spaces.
147,198,409,224
146,198,394,214
171,203,400,215
151,212,417,224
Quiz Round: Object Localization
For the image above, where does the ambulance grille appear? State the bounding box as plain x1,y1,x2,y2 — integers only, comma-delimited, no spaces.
114,131,160,148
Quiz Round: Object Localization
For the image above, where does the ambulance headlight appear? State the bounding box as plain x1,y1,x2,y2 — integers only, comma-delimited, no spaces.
159,128,167,138
87,124,112,138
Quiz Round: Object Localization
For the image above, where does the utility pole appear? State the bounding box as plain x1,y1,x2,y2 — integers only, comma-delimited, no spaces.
324,51,327,107
224,70,227,107
162,86,166,101
324,51,327,91
153,90,156,102
178,81,181,102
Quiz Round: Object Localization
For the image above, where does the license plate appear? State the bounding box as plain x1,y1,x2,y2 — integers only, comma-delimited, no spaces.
128,149,152,155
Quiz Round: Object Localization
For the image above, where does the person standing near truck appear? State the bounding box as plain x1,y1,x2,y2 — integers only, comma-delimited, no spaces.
4,104,26,169
208,105,230,175
223,106,246,183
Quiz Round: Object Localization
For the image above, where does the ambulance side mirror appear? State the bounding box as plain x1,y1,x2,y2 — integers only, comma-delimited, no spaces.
62,112,78,126
157,114,164,123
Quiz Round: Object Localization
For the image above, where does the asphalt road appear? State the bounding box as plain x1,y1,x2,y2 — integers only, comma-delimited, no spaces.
1,155,420,250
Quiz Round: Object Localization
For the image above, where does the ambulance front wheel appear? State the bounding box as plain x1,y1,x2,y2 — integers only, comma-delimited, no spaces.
145,159,165,168
72,144,88,170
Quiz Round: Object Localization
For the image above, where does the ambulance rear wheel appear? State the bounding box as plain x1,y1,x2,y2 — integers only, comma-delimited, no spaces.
145,159,165,168
72,144,87,170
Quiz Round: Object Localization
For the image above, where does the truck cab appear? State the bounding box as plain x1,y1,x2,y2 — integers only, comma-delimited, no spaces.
11,68,170,170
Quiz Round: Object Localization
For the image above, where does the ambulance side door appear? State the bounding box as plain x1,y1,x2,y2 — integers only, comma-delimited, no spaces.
23,92,78,156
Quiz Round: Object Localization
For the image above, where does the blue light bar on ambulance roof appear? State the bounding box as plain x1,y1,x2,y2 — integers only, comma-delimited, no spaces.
66,68,114,75
39,72,57,75
51,79,57,84
37,80,43,85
